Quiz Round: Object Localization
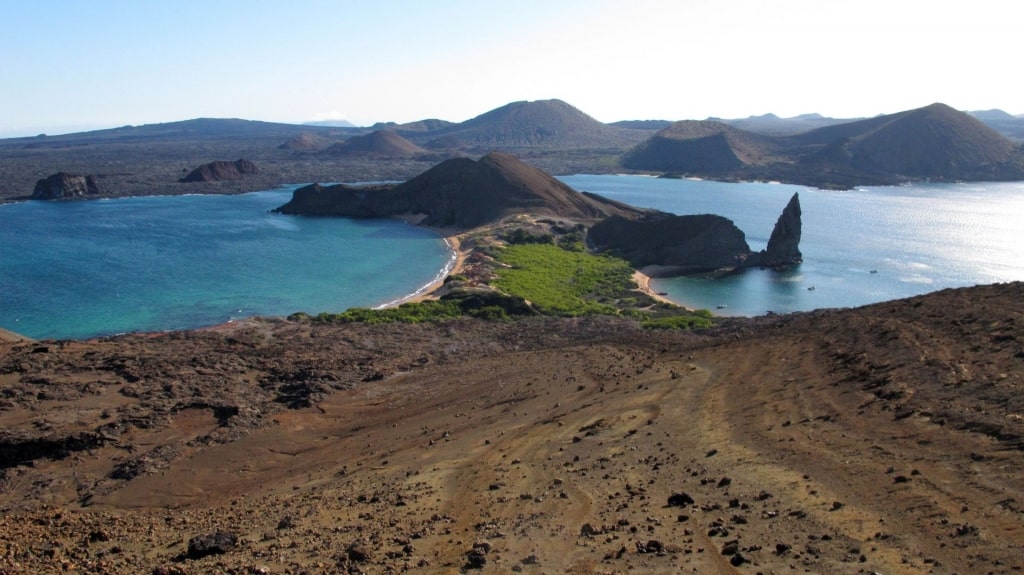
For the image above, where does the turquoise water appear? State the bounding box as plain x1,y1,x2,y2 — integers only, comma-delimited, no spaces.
0,187,454,340
3,178,1023,339
562,175,1024,315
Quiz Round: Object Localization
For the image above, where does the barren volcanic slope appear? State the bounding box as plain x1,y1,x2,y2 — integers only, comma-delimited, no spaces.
1,282,1021,574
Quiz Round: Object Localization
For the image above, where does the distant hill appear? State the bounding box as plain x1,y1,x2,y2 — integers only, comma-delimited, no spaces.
275,152,647,230
407,99,649,151
970,109,1024,142
321,130,428,158
279,132,332,151
716,113,856,136
608,120,673,131
371,119,455,134
624,103,1024,188
180,159,259,183
621,121,780,173
303,119,357,128
10,118,337,145
800,103,1019,179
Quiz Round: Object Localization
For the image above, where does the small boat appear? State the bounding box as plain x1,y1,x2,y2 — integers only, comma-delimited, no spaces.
807,286,816,291
716,304,728,309
869,270,878,274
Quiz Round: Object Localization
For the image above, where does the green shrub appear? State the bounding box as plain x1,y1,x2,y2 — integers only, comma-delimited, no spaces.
641,314,714,330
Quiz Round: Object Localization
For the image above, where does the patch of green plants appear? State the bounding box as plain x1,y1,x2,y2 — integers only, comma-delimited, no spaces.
492,243,640,316
640,309,714,330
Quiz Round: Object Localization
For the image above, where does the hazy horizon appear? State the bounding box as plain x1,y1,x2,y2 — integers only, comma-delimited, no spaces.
2,0,1020,138
3,100,1022,140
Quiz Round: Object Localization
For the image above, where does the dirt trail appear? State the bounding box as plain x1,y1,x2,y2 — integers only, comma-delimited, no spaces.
1,284,1022,573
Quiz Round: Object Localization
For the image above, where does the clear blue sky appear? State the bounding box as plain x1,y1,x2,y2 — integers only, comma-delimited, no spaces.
1,0,1018,137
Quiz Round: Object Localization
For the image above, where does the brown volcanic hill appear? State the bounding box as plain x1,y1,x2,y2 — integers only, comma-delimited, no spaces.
179,159,259,182
846,103,1019,178
278,132,330,151
276,151,648,229
322,129,428,157
621,120,779,173
625,103,1024,186
0,283,1021,574
416,99,648,151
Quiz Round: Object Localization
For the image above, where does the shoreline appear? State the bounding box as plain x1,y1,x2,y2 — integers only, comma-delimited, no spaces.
376,233,464,308
633,270,693,310
0,326,34,343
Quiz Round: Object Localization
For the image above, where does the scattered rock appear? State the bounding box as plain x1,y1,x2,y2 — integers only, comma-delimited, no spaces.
667,492,695,507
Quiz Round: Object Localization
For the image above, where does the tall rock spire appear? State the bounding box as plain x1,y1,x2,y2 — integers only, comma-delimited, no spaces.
759,193,802,267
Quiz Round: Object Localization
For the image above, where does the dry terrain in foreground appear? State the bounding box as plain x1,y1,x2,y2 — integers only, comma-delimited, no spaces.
1,283,1022,574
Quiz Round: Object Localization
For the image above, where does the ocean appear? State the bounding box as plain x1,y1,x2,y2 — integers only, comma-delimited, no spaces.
0,187,454,340
2,178,1022,339
561,175,1024,315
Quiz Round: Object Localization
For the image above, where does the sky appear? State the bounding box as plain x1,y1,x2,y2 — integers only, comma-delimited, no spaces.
1,0,1019,137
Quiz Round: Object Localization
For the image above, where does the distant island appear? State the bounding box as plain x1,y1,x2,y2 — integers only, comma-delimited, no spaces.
4,99,1023,202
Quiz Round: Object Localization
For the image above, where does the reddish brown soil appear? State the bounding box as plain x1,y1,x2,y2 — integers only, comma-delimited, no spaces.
1,283,1022,574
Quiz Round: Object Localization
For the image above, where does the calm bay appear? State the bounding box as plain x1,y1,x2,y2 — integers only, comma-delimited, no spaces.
561,175,1024,315
2,177,1023,340
0,187,454,340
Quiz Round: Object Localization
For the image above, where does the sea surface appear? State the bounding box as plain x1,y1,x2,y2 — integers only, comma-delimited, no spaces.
0,187,454,340
3,177,1023,340
561,175,1024,315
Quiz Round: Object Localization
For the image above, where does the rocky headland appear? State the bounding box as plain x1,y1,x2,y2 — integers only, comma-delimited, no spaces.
587,193,802,274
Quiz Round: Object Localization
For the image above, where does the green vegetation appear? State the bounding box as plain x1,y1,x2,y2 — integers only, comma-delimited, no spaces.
309,300,464,324
293,237,714,330
492,243,638,316
292,289,534,325
640,309,714,330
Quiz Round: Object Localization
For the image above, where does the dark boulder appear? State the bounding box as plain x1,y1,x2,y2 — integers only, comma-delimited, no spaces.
180,159,258,183
667,492,695,507
186,531,238,559
32,172,100,200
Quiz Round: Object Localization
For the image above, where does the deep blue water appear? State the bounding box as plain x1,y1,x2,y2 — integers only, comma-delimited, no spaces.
3,177,1023,339
0,187,454,339
561,175,1024,315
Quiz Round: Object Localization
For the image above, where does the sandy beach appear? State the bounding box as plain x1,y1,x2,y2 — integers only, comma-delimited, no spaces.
0,326,32,343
